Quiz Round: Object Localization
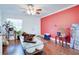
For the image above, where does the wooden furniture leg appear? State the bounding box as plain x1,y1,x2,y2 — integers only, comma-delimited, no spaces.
55,36,57,44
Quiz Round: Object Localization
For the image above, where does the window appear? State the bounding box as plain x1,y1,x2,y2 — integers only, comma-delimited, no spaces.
7,18,23,31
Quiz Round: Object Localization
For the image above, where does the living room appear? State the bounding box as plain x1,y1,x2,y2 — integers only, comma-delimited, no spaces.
0,4,79,55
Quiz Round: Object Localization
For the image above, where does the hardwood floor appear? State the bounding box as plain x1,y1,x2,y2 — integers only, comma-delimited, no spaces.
43,39,79,55
3,39,79,55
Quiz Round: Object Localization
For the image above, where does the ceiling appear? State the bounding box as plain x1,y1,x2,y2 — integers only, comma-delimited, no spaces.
0,4,74,17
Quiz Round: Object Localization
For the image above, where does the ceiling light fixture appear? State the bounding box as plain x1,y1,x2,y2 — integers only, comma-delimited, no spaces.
26,4,36,15
19,4,42,15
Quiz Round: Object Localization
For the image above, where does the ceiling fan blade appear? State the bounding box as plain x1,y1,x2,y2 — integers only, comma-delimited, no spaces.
36,9,42,11
36,12,40,14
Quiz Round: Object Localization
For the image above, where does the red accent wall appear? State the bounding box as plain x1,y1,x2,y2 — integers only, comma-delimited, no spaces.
41,5,79,43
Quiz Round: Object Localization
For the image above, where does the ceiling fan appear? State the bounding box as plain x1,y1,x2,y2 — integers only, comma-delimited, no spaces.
19,4,42,15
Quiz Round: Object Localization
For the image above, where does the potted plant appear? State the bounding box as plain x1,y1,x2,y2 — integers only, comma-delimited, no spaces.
16,30,21,40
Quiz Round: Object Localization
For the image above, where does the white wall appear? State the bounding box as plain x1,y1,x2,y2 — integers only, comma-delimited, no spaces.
2,13,41,35
0,10,1,26
22,15,40,34
0,4,41,35
0,36,2,55
0,10,2,55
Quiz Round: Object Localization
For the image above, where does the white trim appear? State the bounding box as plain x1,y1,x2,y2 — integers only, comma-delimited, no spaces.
41,4,77,18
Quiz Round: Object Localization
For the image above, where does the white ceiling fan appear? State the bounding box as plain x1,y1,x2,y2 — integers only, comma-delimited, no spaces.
19,4,42,15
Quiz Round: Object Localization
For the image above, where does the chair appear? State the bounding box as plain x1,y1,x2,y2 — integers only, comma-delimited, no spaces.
55,32,67,47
